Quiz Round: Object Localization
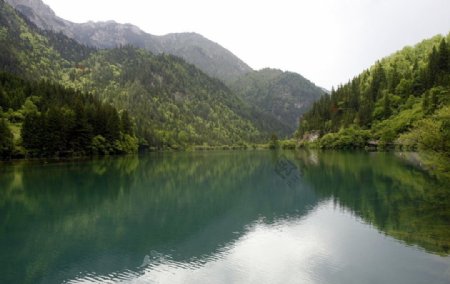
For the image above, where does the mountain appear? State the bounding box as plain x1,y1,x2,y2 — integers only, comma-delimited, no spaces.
5,0,327,138
231,68,324,134
0,0,289,154
4,0,252,83
65,48,263,147
298,32,450,155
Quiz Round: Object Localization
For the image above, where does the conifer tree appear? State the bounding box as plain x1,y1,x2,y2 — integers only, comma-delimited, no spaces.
0,118,13,158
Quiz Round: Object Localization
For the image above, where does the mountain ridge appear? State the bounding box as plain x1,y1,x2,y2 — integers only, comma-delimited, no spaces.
0,0,294,151
231,68,324,134
5,0,325,137
5,0,253,83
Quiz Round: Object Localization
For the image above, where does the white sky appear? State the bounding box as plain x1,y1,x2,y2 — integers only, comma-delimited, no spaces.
42,0,450,89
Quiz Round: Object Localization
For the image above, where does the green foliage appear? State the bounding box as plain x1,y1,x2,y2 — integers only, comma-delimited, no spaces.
319,127,371,149
114,134,139,154
0,1,277,149
120,110,134,135
293,150,450,255
299,33,450,152
0,117,13,158
397,105,450,154
281,139,297,150
0,71,137,158
372,100,423,142
90,135,110,155
268,133,280,149
65,47,265,147
230,68,324,136
0,1,70,80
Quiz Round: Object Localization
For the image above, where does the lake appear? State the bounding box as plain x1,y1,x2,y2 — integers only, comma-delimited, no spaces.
0,150,449,284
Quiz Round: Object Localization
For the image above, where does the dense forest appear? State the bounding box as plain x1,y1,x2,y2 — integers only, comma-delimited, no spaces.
1,0,449,159
230,68,324,136
63,47,263,147
0,72,138,159
0,0,287,156
297,33,450,156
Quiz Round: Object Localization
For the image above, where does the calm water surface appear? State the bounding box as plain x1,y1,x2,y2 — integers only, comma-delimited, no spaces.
0,150,449,284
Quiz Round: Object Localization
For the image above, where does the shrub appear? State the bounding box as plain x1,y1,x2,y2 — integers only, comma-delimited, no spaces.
319,127,371,149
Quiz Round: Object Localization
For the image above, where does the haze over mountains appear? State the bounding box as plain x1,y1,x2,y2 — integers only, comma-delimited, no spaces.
0,0,448,160
1,0,299,153
5,0,253,84
231,68,324,128
4,0,325,135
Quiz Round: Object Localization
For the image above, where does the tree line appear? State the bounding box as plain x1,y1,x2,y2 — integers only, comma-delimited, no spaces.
0,72,138,159
297,35,449,153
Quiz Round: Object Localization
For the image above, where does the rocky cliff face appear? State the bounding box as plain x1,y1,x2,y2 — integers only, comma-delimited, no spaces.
5,0,252,83
5,0,69,31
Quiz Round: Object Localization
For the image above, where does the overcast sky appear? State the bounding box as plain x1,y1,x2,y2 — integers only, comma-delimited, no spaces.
42,0,450,89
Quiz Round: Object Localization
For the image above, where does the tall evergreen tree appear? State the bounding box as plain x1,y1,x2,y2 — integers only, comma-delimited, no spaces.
437,39,448,72
120,110,133,135
21,112,43,153
0,118,13,158
382,93,392,119
427,46,439,87
422,92,431,115
71,101,93,153
369,63,386,102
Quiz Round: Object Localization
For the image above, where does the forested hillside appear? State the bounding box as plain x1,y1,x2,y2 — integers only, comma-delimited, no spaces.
298,33,450,155
5,0,253,84
231,68,324,135
63,47,262,147
0,72,137,158
0,0,286,156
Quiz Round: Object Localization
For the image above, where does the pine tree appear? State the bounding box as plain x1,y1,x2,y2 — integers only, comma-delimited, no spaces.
427,46,439,87
389,64,400,93
269,133,279,149
369,63,386,101
431,90,439,113
21,112,43,153
71,101,93,153
43,108,66,156
120,110,133,135
358,100,373,127
422,92,430,114
437,39,448,72
382,93,392,119
437,39,449,84
0,118,13,158
103,105,121,143
411,59,425,95
349,80,360,111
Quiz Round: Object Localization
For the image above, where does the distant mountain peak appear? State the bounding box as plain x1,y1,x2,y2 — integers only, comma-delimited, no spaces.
5,0,252,83
5,0,69,30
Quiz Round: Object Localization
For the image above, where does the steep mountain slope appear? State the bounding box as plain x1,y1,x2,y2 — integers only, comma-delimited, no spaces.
65,48,262,146
298,32,450,154
0,0,80,80
5,0,253,83
0,0,283,148
231,68,324,134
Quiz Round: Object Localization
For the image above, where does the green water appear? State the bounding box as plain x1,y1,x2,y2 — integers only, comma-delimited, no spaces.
0,150,449,284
